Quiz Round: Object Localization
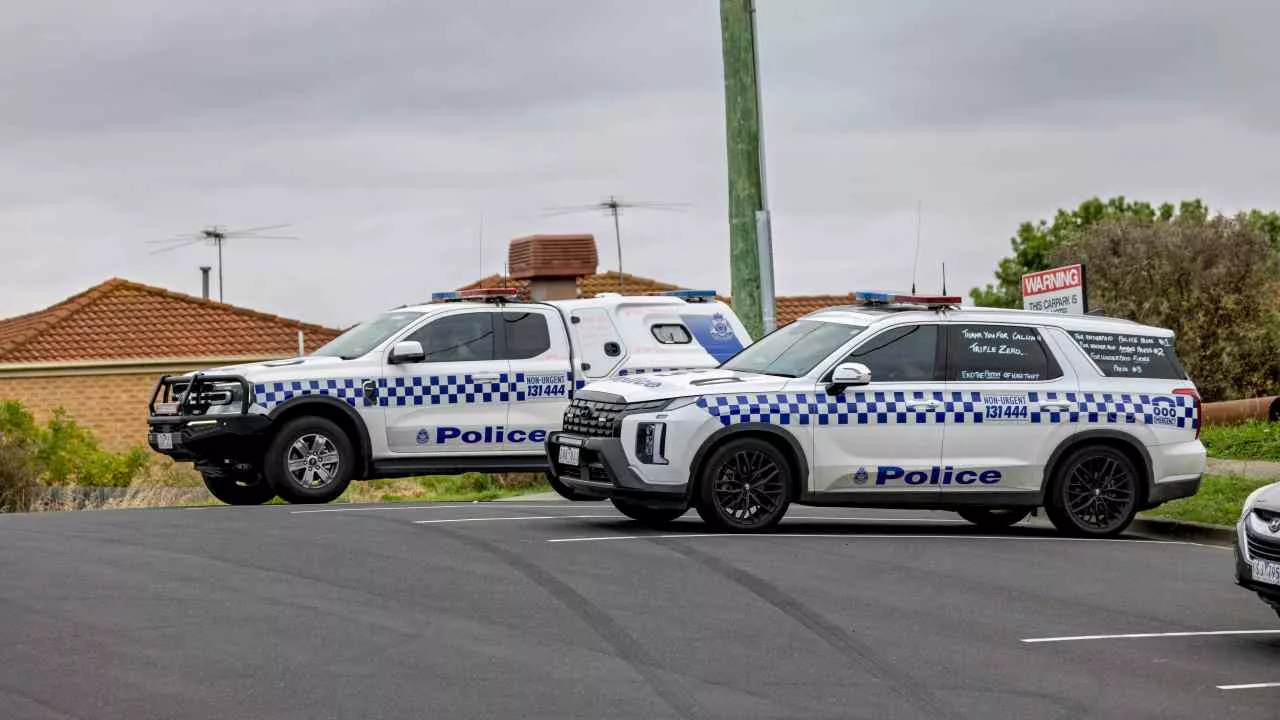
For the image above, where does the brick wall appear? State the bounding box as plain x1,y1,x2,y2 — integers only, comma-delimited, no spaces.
0,373,166,450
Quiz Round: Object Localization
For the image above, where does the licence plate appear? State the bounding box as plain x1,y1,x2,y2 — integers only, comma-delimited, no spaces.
155,433,174,451
557,444,580,466
1252,559,1280,586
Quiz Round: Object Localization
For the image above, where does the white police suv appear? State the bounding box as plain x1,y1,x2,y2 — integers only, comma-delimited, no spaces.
546,292,1206,537
147,289,750,505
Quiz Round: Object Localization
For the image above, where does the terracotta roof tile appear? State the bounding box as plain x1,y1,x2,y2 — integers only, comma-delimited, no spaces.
0,278,341,364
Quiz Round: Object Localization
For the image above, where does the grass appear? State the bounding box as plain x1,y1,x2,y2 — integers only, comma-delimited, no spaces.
1141,473,1268,526
334,473,550,504
1201,421,1280,461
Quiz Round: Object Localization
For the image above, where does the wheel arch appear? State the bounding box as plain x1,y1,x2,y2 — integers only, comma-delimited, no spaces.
268,397,372,478
1042,429,1153,507
688,423,809,501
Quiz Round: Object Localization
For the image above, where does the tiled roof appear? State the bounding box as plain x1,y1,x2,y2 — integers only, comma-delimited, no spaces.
0,278,341,364
460,273,851,328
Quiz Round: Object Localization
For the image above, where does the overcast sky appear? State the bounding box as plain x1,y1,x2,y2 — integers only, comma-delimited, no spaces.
3,0,1277,328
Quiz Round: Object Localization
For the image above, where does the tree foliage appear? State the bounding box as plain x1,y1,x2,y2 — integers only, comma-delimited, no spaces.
1051,215,1280,402
970,196,1280,308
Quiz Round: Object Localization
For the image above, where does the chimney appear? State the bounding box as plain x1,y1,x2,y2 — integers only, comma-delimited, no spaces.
507,234,598,301
199,266,212,300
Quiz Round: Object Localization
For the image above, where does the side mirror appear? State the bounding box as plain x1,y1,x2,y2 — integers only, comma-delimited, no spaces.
827,362,871,393
388,340,426,364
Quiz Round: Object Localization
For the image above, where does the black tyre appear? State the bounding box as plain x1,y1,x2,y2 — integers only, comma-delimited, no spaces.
202,472,276,506
1045,445,1141,537
694,438,792,532
956,508,1031,530
611,498,685,527
264,417,355,504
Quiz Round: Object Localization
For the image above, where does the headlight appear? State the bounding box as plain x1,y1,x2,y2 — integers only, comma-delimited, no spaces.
662,396,700,411
1242,486,1270,520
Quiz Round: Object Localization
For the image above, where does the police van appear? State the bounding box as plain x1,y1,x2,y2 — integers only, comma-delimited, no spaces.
546,292,1206,537
146,289,751,505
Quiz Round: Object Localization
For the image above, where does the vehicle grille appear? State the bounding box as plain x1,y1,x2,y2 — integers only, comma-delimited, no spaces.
562,398,627,437
1247,532,1280,562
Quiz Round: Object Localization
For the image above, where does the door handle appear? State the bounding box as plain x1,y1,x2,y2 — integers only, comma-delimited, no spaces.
906,402,940,412
1037,403,1072,412
472,374,501,383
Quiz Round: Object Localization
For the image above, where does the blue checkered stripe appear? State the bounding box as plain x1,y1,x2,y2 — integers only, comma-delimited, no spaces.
254,379,363,409
1027,391,1198,428
379,373,522,407
617,367,685,376
698,390,968,427
696,389,1197,429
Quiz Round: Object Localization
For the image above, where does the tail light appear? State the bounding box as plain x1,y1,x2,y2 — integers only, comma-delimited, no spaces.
1173,387,1201,439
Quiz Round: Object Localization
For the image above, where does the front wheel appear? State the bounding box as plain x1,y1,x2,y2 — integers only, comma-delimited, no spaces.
264,417,355,504
1045,445,1141,537
202,472,276,506
611,498,685,527
694,438,792,532
956,508,1031,530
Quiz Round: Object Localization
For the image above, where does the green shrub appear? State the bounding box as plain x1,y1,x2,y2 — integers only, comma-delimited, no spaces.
0,433,37,512
0,400,154,489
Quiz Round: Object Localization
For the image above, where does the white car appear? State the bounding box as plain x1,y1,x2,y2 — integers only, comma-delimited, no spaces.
1236,482,1280,618
547,292,1206,537
146,289,751,505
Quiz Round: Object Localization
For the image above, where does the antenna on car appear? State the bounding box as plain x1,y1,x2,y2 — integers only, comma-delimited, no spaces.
942,261,948,295
541,196,690,292
911,200,923,294
148,224,296,302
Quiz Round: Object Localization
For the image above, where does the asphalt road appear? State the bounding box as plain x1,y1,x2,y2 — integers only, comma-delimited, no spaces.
0,501,1276,720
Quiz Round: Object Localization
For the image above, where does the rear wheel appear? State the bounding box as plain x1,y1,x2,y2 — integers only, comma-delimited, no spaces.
201,472,275,506
695,438,792,532
1045,445,1141,537
264,417,354,504
611,498,685,527
956,507,1031,530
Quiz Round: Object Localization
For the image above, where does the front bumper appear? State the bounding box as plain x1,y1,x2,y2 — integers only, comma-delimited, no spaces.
1234,522,1280,606
546,432,688,509
148,414,272,464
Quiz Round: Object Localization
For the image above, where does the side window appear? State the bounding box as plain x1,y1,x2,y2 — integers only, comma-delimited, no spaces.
501,311,551,360
948,324,1061,382
843,324,940,382
405,312,496,362
651,324,692,344
1068,331,1186,379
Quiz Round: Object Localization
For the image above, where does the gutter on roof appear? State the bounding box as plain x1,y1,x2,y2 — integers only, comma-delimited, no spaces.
0,356,284,379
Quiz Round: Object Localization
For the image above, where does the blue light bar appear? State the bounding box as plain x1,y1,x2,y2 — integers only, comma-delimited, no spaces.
662,289,717,299
431,291,462,302
854,291,897,304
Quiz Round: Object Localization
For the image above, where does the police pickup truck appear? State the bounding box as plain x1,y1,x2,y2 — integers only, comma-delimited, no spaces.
147,289,750,505
546,292,1206,537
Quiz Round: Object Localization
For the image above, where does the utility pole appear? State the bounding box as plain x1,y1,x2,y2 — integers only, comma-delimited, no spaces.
720,0,774,338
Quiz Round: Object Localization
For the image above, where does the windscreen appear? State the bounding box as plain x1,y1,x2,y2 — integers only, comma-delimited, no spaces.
722,320,866,378
313,311,424,360
1068,331,1187,379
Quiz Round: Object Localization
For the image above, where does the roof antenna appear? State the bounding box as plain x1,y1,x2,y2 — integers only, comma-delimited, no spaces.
478,212,486,280
541,196,691,292
941,261,948,295
911,201,923,294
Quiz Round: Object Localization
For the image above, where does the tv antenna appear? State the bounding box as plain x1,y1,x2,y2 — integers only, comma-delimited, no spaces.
148,224,296,302
542,196,689,292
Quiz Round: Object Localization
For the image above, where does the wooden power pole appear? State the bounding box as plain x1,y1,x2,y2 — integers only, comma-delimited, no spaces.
720,0,772,339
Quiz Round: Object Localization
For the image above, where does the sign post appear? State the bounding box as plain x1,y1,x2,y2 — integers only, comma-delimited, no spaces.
1021,264,1087,315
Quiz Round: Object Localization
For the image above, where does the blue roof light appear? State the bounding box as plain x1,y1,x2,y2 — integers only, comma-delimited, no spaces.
431,291,462,302
854,291,897,304
661,289,717,299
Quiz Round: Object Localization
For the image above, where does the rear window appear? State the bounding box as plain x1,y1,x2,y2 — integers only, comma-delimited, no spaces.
1069,331,1187,379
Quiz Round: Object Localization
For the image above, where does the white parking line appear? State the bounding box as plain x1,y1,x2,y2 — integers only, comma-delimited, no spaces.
547,533,1197,545
290,503,602,514
1021,630,1280,644
1218,682,1280,691
413,515,615,525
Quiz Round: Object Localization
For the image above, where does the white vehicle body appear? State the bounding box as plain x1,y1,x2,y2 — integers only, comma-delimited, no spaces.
548,301,1206,536
146,293,750,503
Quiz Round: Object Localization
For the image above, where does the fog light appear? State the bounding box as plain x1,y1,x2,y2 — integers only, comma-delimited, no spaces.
636,422,668,465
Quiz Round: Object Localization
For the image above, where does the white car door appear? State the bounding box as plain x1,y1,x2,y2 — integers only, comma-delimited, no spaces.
382,308,511,455
940,322,1078,494
500,308,571,454
810,323,946,496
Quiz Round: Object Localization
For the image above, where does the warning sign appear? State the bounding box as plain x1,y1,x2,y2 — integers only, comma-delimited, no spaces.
1021,264,1085,315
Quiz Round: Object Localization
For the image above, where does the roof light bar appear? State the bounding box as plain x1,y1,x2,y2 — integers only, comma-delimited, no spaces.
652,289,717,302
460,287,524,303
430,291,462,302
853,291,962,308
